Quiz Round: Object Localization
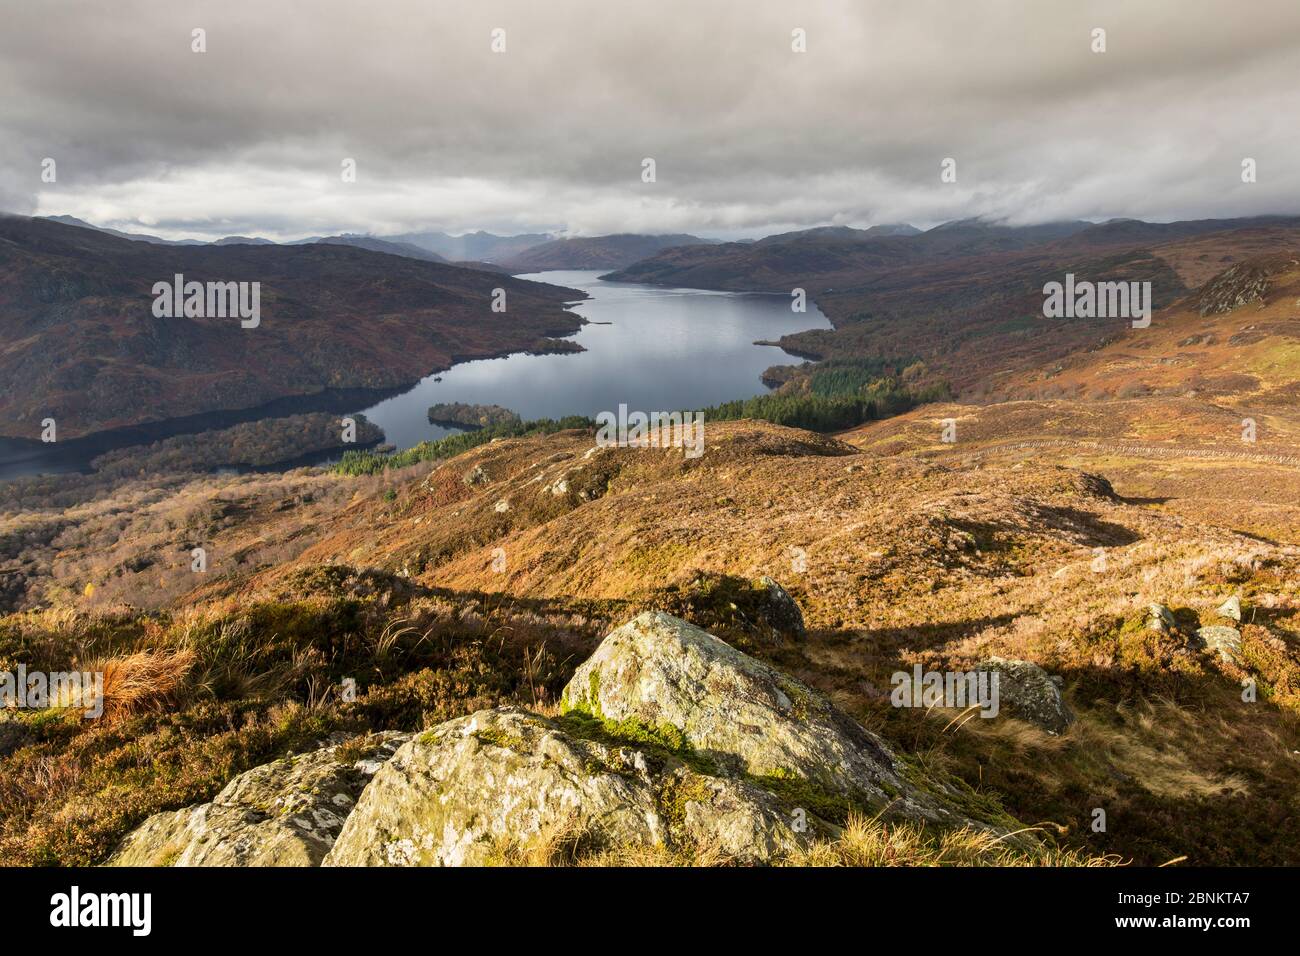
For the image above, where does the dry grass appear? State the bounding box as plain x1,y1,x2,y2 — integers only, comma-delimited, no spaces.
0,467,356,614
93,650,196,720
477,812,1118,867
787,815,1119,867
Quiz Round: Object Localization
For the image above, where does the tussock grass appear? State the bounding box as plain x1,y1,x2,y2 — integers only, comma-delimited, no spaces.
94,650,196,719
478,812,1117,867
786,815,1119,867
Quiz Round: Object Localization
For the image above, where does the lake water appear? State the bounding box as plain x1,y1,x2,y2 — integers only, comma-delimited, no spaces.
351,270,829,449
0,272,828,478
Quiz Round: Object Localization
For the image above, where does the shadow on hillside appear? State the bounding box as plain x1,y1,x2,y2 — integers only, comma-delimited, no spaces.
826,613,1023,655
773,624,1300,865
977,659,1300,866
1117,494,1171,506
1047,506,1143,547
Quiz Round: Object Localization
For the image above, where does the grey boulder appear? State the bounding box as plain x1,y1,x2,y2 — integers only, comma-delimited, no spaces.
979,657,1075,735
1197,625,1243,663
106,732,409,866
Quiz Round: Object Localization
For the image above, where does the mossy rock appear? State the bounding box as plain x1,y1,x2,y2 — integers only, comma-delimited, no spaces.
560,611,1006,833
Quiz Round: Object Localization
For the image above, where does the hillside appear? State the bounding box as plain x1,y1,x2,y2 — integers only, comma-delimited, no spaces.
604,217,1300,396
310,235,448,263
756,224,922,244
4,412,1299,865
0,216,585,441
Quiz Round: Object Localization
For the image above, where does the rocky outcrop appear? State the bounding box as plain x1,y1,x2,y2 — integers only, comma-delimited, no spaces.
979,657,1075,735
107,732,409,866
109,612,1023,867
325,613,1008,866
1196,261,1270,316
326,708,666,866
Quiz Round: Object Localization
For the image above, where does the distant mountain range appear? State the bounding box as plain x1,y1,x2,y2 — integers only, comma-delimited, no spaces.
502,233,716,272
382,230,553,263
43,215,210,245
22,211,1300,440
0,216,585,440
40,218,718,272
602,215,1300,294
40,217,531,271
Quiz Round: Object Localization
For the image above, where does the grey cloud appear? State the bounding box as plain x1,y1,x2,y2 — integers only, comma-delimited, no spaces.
2,0,1298,238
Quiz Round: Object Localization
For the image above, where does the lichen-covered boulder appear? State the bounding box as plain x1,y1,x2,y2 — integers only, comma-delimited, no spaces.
324,708,666,866
106,732,409,867
559,611,951,822
1216,596,1243,623
979,657,1075,735
324,706,809,866
1148,603,1178,633
1197,625,1243,663
661,766,807,863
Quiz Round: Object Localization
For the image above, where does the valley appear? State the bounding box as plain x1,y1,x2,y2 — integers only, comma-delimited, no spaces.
3,213,1300,869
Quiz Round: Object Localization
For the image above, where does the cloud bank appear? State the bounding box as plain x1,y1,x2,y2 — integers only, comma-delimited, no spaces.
3,0,1298,239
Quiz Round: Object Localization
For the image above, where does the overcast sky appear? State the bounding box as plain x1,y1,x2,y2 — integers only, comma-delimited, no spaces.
2,0,1298,241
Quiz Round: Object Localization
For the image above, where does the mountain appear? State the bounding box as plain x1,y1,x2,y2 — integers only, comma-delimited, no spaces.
308,237,516,272
45,217,281,247
0,215,585,440
211,235,276,246
311,235,448,263
603,218,1100,289
756,223,921,244
503,233,713,272
40,218,504,269
42,215,207,245
1059,214,1300,248
384,230,553,262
